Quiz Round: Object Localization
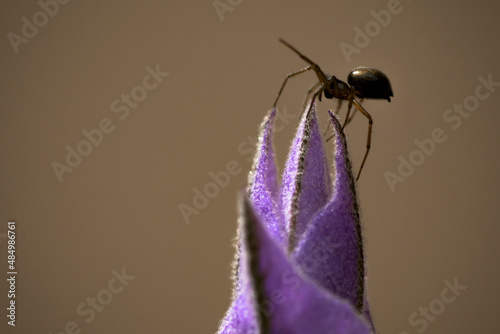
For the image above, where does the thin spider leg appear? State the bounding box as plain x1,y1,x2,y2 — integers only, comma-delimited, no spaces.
324,132,334,143
343,97,365,128
323,122,332,138
273,66,314,107
342,87,356,129
279,39,330,84
343,101,354,129
335,99,343,114
303,81,329,119
351,99,373,180
302,81,322,111
343,109,357,128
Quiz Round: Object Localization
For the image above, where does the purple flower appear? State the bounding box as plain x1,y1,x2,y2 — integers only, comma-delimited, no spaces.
217,105,375,334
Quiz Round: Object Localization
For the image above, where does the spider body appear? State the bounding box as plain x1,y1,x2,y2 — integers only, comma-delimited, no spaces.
272,39,394,180
323,77,350,100
347,67,393,102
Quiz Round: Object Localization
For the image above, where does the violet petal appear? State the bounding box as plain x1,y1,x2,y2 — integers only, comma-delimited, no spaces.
248,108,283,244
293,112,365,312
280,105,331,252
241,195,372,334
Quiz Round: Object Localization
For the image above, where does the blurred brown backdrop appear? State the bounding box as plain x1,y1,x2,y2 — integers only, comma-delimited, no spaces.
1,0,499,333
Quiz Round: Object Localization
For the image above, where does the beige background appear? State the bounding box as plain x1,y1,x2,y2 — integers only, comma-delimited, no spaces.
1,0,499,333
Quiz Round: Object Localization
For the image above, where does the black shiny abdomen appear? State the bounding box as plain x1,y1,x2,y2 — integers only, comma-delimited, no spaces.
347,67,393,102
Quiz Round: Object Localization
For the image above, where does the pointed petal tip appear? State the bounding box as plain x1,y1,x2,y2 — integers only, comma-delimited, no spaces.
247,107,282,243
290,109,366,312
219,106,374,334
280,101,331,252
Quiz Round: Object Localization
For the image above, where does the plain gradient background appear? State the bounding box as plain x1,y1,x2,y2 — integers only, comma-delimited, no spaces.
1,0,499,333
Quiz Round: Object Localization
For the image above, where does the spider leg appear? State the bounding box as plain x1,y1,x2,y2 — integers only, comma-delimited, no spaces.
342,87,357,129
335,99,343,114
323,122,332,140
273,66,314,108
279,39,330,84
343,97,365,128
343,108,357,128
303,81,329,118
351,99,373,180
302,81,322,111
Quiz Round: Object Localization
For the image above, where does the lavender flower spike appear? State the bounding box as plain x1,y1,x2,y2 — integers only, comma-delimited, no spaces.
217,105,374,334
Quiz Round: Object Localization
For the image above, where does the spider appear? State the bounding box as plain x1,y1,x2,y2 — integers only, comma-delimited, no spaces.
273,38,393,180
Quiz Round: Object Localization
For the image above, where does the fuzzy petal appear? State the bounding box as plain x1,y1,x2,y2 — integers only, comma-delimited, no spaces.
293,112,365,312
248,108,283,244
217,293,258,334
240,195,372,334
217,108,376,334
280,105,331,252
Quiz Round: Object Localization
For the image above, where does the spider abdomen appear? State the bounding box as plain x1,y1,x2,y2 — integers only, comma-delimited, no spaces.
348,67,393,102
